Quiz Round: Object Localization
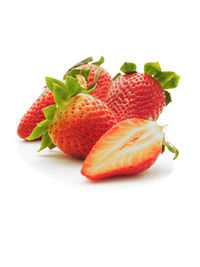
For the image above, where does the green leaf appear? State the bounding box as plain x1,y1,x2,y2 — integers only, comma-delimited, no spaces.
48,142,56,150
93,56,104,66
162,74,180,89
38,132,52,152
165,91,172,106
87,68,101,91
94,67,101,83
86,84,96,91
45,77,66,92
154,71,175,87
164,141,179,160
144,62,161,76
66,56,93,73
65,75,82,98
83,89,94,94
120,62,137,74
81,69,90,81
66,68,91,82
67,69,81,79
53,85,67,106
26,120,50,140
112,73,121,81
42,105,57,120
46,77,69,105
154,71,180,89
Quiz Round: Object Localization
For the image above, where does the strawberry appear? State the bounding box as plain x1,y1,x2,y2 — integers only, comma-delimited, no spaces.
17,56,113,140
26,69,117,159
81,118,179,180
65,56,112,102
106,62,180,121
17,86,55,139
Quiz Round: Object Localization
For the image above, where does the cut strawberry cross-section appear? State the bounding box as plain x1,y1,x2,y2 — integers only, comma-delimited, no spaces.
81,118,164,180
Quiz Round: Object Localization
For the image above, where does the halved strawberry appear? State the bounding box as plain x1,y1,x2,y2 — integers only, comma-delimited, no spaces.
81,118,178,180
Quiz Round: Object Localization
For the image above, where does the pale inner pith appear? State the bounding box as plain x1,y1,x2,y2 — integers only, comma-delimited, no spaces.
89,121,163,173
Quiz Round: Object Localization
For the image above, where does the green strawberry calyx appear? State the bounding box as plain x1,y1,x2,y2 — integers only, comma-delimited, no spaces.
145,62,180,106
113,61,180,106
64,56,104,79
120,62,137,74
26,68,101,152
67,57,93,72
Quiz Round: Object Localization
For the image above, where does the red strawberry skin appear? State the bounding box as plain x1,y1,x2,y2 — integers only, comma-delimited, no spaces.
81,118,163,180
83,156,160,180
79,64,113,102
17,87,55,139
48,94,117,159
106,73,166,121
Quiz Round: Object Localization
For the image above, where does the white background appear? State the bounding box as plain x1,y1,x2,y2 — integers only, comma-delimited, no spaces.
0,0,200,266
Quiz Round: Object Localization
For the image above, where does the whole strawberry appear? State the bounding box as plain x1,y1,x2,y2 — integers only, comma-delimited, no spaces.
17,86,55,139
65,56,112,102
27,69,117,159
17,56,113,140
106,62,180,121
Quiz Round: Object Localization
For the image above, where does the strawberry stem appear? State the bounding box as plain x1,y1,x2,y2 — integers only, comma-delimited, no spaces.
162,135,179,160
93,56,104,66
66,56,93,74
112,73,121,81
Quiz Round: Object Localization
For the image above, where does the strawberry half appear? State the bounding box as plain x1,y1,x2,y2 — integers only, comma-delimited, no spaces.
17,56,113,140
106,62,180,121
26,68,117,159
81,118,179,180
